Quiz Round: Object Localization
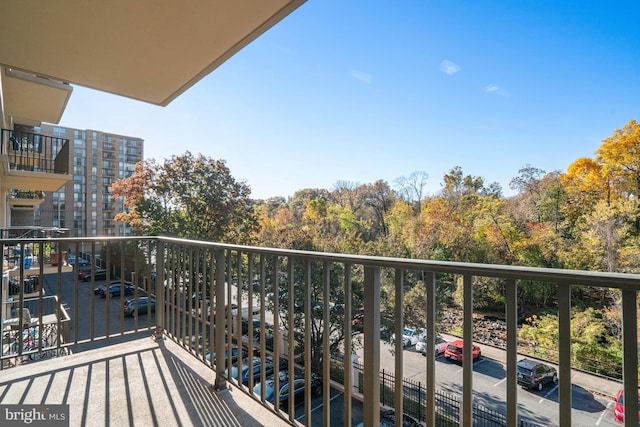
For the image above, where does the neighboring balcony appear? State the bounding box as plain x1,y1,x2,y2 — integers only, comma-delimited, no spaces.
0,236,638,427
8,189,45,209
0,129,71,192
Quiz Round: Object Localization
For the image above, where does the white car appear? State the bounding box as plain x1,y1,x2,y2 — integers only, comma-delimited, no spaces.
415,336,449,356
391,328,426,348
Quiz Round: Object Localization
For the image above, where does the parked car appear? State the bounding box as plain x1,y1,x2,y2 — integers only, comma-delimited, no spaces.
205,345,249,365
415,336,449,356
123,297,155,317
443,339,481,362
241,318,262,336
80,268,107,282
102,282,135,298
613,389,640,423
68,254,90,266
516,359,557,391
95,280,129,296
355,409,426,427
352,307,365,331
252,368,322,405
229,356,287,385
391,328,426,348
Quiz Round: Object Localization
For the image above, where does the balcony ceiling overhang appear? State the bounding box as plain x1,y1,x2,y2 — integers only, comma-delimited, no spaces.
0,171,72,192
0,0,306,108
2,68,73,126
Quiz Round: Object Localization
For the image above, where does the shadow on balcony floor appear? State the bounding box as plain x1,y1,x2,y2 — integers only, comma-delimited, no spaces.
0,336,291,427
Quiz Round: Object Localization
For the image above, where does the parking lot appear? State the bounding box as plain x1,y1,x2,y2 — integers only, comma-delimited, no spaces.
41,272,623,426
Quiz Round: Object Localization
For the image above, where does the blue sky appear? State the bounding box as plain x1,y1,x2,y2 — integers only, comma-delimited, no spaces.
59,1,640,200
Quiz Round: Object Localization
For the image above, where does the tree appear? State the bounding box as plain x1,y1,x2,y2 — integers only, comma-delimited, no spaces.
111,151,257,243
596,119,640,231
111,160,154,233
519,309,623,378
441,166,485,208
561,157,609,232
573,199,634,272
509,164,546,224
394,171,429,214
361,180,397,239
331,180,363,214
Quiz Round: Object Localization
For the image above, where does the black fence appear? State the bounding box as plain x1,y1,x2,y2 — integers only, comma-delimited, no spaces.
348,360,540,427
8,275,40,295
1,128,69,174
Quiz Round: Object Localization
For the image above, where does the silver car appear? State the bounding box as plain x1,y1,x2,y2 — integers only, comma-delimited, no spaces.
415,336,449,356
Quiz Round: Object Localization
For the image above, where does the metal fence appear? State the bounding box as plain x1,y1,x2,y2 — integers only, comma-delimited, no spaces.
0,236,638,426
351,359,541,427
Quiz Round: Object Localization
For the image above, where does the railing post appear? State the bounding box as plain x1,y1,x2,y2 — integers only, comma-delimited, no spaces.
505,279,518,427
214,249,227,390
462,274,473,427
394,268,404,421
363,266,380,427
558,283,572,426
622,289,638,427
425,271,436,427
343,264,354,423
323,261,331,424
154,239,165,340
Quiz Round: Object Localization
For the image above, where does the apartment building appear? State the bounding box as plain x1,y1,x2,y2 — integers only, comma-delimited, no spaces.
22,124,143,238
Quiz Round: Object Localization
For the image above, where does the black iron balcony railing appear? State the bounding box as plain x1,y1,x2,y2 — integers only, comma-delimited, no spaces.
0,236,638,426
1,129,69,174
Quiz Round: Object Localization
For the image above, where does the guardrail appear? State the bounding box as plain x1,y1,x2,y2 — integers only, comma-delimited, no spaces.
0,128,69,174
1,295,69,366
0,236,638,426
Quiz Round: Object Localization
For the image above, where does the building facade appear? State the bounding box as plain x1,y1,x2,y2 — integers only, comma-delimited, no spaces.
11,124,143,237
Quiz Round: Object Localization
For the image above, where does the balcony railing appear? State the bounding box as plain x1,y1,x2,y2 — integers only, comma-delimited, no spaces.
1,128,69,174
0,236,638,426
10,189,45,200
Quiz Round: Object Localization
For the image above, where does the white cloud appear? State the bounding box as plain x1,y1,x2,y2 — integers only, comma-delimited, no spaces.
484,84,499,93
270,43,296,56
483,84,510,97
351,70,373,84
440,60,461,75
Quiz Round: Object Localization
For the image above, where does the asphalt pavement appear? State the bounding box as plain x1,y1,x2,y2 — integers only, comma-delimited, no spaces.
440,333,623,399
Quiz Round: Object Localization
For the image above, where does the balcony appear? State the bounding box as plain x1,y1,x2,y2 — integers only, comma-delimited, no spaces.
8,189,45,209
0,129,72,192
0,236,638,426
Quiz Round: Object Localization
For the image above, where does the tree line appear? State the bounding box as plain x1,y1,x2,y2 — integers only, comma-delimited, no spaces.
112,119,640,378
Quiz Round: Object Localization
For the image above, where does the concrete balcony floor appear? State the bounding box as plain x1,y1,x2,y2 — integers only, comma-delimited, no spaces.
0,336,291,427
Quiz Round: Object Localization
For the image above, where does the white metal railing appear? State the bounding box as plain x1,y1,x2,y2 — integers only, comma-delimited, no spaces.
0,236,638,426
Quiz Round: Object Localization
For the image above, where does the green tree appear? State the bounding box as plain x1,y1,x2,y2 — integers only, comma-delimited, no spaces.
519,309,623,378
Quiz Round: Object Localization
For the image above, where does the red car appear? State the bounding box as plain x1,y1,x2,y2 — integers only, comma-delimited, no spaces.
444,339,481,362
613,389,640,423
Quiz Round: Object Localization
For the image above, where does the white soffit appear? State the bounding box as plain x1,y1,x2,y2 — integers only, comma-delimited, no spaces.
0,0,306,106
3,68,73,125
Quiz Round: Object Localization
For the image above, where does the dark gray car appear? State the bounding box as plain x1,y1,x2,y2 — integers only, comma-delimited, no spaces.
517,359,557,391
